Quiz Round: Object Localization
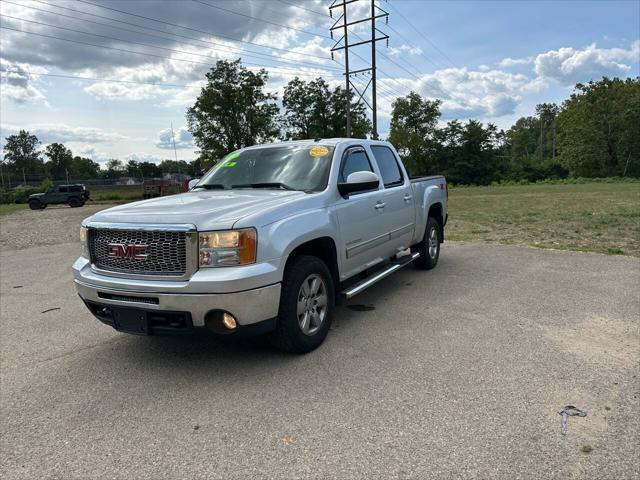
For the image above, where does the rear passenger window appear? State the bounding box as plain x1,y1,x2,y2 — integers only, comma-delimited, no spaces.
371,146,403,187
340,149,373,182
59,186,68,193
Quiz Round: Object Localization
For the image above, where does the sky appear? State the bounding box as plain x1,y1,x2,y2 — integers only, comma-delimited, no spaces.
1,0,639,166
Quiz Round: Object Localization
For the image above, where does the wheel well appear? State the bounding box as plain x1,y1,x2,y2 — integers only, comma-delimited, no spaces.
286,237,339,292
428,203,444,241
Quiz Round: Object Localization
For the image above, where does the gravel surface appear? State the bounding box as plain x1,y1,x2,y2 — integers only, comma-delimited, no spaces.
0,203,113,251
1,207,639,479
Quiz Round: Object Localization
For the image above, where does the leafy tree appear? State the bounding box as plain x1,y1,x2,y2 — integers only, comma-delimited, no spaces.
2,130,44,176
187,59,279,161
138,161,161,178
70,156,101,179
328,86,371,139
158,159,190,174
126,160,140,178
388,92,441,175
44,143,73,179
105,159,125,179
556,77,639,177
281,77,370,140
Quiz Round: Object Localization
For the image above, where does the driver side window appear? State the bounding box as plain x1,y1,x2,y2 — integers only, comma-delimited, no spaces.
340,149,373,182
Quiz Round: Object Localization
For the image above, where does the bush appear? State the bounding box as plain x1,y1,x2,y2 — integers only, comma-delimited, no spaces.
40,178,54,191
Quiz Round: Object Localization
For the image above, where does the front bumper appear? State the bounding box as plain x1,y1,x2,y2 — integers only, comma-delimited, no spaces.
74,279,281,329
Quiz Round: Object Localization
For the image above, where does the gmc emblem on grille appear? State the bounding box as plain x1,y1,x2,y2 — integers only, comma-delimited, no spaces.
107,243,148,260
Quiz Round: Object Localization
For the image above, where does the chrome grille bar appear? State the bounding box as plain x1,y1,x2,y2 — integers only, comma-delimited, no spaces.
86,223,197,281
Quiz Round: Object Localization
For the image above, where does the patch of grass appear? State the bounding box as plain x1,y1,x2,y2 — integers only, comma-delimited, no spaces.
447,182,640,256
0,203,27,216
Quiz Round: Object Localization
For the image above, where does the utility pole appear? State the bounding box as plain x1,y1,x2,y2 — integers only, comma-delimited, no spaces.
370,0,378,139
330,0,388,139
22,168,26,186
170,122,178,162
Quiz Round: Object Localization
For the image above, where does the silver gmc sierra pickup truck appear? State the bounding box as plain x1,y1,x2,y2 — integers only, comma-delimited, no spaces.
74,138,447,353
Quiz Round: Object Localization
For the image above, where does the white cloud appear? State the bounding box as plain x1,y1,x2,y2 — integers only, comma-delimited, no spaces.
155,126,194,150
1,123,127,144
0,59,48,104
534,41,640,84
276,37,332,65
388,67,533,119
499,56,534,67
125,152,166,164
388,44,424,58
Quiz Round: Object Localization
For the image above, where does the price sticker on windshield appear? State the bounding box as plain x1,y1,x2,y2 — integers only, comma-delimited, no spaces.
309,146,329,157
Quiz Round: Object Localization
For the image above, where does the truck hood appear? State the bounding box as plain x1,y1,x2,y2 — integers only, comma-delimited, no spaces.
87,189,306,230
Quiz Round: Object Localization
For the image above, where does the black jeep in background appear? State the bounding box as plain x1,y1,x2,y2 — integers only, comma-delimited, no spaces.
28,185,90,210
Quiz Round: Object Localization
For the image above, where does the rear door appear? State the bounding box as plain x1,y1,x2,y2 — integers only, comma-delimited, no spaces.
334,146,389,279
368,145,415,253
51,186,67,204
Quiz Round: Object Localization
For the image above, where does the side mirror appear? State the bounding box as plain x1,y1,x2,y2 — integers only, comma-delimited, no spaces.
188,178,200,190
338,171,380,197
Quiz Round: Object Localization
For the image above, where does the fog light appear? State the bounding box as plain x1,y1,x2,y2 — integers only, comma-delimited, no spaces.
222,312,237,330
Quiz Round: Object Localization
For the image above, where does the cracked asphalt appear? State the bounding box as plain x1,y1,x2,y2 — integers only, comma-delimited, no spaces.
1,209,639,479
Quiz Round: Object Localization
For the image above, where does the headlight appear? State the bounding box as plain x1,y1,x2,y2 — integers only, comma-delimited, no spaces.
80,226,89,259
199,228,257,267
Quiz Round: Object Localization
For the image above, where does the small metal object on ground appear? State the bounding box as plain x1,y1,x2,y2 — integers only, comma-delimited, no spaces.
559,405,587,435
41,307,61,314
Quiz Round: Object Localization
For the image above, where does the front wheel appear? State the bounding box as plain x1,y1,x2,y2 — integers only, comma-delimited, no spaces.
28,199,44,210
68,197,81,208
270,255,335,354
413,217,441,270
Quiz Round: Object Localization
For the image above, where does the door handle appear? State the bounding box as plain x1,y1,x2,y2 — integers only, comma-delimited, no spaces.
374,201,386,210
403,194,413,202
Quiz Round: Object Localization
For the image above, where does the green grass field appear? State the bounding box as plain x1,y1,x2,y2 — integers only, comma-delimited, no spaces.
447,182,640,256
0,203,27,216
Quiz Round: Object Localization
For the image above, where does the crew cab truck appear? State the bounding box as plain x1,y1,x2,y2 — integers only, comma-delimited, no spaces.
73,139,447,353
29,184,89,210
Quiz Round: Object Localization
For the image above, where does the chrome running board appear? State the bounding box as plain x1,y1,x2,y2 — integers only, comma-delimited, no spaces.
341,252,420,299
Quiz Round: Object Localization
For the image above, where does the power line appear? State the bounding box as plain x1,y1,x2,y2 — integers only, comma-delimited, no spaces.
67,0,329,60
385,22,445,70
0,68,193,88
3,1,337,72
192,0,330,39
0,12,341,73
386,0,459,68
277,0,326,16
0,24,341,78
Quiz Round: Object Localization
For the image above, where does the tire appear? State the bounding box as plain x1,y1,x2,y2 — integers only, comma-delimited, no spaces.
28,199,44,210
269,255,335,354
68,197,81,208
413,217,441,270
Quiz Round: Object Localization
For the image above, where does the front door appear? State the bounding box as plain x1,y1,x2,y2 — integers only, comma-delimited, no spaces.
334,147,389,280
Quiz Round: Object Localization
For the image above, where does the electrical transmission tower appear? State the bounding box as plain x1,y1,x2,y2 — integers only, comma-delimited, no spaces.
330,0,388,139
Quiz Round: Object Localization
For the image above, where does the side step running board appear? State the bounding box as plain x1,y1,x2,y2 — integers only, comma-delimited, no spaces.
341,252,420,300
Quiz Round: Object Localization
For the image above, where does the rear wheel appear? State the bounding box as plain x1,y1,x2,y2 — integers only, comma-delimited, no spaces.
68,197,81,208
270,255,335,354
413,217,441,270
28,199,44,210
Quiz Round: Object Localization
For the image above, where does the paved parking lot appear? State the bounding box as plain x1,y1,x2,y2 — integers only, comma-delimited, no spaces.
1,207,638,479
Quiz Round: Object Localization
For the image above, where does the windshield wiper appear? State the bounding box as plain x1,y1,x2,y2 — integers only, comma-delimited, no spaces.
192,183,226,190
231,182,298,191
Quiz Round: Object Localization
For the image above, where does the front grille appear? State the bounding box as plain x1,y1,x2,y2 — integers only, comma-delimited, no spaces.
89,228,187,276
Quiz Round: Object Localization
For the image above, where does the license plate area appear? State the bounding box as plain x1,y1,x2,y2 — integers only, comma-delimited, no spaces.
112,308,150,335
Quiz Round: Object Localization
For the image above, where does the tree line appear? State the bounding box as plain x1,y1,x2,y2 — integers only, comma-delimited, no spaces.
3,59,638,186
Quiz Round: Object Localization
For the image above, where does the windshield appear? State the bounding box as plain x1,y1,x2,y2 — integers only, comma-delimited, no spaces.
195,144,334,192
